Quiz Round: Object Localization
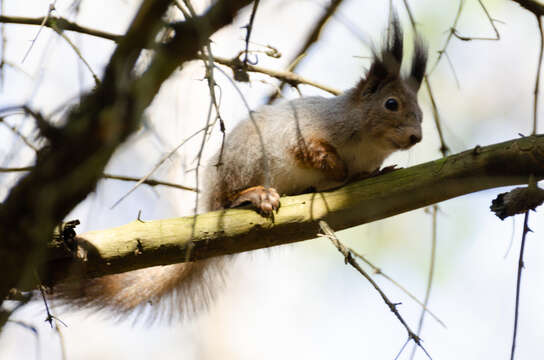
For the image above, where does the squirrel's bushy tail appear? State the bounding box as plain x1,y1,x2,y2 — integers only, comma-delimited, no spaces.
52,257,228,322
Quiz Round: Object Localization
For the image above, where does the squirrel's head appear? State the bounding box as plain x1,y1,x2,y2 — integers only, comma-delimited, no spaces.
351,15,427,151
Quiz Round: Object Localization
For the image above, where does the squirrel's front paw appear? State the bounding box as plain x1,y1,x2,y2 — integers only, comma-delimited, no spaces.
229,186,280,216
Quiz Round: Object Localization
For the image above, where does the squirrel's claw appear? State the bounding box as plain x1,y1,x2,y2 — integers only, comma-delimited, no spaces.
229,186,280,216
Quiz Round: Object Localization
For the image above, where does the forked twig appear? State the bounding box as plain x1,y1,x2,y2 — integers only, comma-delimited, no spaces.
319,221,432,360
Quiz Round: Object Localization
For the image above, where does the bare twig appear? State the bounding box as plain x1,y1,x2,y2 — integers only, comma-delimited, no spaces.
242,0,260,68
504,217,517,259
0,117,38,152
6,320,40,356
102,173,197,192
214,64,271,187
0,14,120,41
533,15,543,135
0,167,197,191
54,320,67,360
21,2,57,63
348,247,445,328
212,54,341,95
450,0,500,42
266,0,344,103
402,1,449,157
319,221,432,359
510,211,531,360
0,166,34,172
36,271,67,330
180,0,225,216
52,26,100,85
0,0,6,90
429,0,465,75
111,127,206,208
410,205,439,360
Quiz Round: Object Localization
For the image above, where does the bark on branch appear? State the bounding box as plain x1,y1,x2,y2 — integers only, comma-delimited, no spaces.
44,135,544,286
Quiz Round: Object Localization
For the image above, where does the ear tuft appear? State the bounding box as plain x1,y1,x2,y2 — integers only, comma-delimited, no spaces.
386,13,404,67
357,12,403,95
409,33,428,89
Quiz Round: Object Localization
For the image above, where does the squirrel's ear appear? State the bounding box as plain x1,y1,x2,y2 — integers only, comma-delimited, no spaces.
356,14,403,95
408,34,427,90
357,61,389,95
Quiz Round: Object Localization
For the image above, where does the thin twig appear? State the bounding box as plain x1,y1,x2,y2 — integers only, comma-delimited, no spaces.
504,216,517,259
52,25,100,85
348,247,445,328
0,14,120,41
181,0,225,216
533,15,543,135
212,54,341,95
395,337,411,360
0,0,6,90
451,0,500,41
430,0,500,75
266,0,344,103
429,0,464,75
402,1,449,157
0,166,34,172
110,127,206,208
0,166,197,191
242,0,260,68
409,205,439,360
0,117,38,152
214,64,272,187
102,173,197,192
54,320,67,360
6,320,40,356
21,2,57,63
510,211,531,360
319,221,432,360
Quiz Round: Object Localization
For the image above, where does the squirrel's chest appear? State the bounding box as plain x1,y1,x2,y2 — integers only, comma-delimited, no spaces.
339,141,393,175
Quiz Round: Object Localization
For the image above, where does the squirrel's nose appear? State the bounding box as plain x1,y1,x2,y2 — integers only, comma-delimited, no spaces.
409,133,422,145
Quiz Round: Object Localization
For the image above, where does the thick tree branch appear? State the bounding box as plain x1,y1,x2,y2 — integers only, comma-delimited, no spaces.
43,135,544,286
0,0,253,327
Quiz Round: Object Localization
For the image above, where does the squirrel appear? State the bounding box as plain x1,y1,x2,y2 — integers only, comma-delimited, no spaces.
52,16,427,322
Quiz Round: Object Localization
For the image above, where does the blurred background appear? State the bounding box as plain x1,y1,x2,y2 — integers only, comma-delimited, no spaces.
0,0,543,359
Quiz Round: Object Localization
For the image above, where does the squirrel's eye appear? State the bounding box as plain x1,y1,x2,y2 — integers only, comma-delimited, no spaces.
384,98,399,111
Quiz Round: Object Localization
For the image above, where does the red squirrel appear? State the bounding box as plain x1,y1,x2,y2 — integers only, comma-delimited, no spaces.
54,16,427,321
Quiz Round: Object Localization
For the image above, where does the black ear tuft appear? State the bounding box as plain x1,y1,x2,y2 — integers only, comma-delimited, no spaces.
386,12,404,67
357,12,404,95
409,34,428,89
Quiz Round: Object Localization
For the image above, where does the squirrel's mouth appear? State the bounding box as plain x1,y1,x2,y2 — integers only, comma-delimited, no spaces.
389,139,414,150
388,139,404,149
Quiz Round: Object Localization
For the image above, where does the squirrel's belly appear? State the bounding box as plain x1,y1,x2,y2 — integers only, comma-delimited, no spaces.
270,165,342,195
